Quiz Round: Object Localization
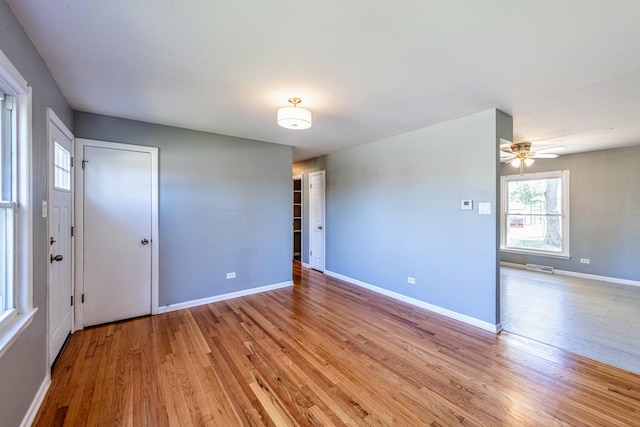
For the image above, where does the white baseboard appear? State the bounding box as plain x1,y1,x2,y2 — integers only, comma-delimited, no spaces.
500,262,640,287
324,270,501,334
158,281,294,314
554,269,640,287
20,375,50,427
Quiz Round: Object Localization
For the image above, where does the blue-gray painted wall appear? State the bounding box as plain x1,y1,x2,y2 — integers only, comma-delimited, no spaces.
0,3,74,426
74,112,293,306
500,145,640,281
323,109,510,326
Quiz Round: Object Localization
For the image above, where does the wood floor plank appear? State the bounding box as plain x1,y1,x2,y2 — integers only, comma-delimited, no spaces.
34,263,640,426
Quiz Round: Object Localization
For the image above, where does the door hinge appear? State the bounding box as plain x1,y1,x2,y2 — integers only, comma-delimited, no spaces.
310,250,312,256
71,157,74,167
71,295,74,306
81,294,85,304
71,226,74,237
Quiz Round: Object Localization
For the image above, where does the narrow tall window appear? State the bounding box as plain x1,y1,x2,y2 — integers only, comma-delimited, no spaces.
54,141,71,190
0,89,15,317
500,171,570,258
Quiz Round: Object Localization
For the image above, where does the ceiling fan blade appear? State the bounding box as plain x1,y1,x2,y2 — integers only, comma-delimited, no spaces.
500,150,513,157
533,145,567,154
501,155,516,163
531,153,559,159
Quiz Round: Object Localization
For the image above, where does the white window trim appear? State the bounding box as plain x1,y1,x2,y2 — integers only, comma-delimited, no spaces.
500,170,571,259
0,47,37,360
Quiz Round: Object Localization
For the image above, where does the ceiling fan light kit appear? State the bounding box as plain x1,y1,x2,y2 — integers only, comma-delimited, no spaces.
277,97,312,130
500,140,566,175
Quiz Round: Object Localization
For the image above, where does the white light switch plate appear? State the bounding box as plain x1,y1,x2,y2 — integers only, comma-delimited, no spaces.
478,202,491,215
41,200,48,218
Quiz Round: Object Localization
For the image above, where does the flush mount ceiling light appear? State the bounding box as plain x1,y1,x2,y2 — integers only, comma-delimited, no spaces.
277,97,312,130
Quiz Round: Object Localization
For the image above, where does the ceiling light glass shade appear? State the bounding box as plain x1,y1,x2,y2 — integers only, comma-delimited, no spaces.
524,158,535,166
277,107,312,129
277,97,312,129
511,158,521,168
277,106,312,129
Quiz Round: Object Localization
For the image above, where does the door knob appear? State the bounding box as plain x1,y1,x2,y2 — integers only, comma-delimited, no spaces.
50,254,63,263
318,225,323,230
141,239,150,245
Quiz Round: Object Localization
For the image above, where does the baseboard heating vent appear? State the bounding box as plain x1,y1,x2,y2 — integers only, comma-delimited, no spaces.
525,263,554,274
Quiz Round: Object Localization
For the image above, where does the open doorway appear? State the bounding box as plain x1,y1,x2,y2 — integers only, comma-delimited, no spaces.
292,157,326,274
292,175,302,263
499,148,640,375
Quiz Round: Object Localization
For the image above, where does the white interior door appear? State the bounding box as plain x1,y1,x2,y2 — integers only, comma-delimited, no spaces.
82,145,153,326
48,110,74,366
309,171,325,271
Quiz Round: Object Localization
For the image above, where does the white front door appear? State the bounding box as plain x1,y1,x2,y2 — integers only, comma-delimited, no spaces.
309,171,325,271
48,110,74,366
82,144,154,326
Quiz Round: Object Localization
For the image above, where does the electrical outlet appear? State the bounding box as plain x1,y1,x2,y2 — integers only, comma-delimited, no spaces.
407,277,416,284
580,259,590,264
226,272,236,279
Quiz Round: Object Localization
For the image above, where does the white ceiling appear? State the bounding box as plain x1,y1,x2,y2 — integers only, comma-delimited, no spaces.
8,0,640,162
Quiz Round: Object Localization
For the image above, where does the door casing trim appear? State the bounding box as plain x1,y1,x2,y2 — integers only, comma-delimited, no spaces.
46,107,74,367
308,170,325,272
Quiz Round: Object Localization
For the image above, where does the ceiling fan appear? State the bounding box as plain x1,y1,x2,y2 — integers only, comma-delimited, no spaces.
500,140,566,175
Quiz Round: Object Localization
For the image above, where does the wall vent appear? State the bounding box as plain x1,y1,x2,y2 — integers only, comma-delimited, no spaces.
525,263,554,274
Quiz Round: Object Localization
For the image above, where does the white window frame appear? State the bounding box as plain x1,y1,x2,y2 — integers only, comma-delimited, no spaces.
500,170,570,259
53,141,72,191
0,47,36,360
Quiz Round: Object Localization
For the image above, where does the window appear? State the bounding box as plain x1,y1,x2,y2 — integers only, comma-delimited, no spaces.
54,141,71,190
0,88,16,321
0,47,35,359
500,170,570,258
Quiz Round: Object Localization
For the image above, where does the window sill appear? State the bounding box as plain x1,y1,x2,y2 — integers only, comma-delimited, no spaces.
0,307,37,360
500,247,570,260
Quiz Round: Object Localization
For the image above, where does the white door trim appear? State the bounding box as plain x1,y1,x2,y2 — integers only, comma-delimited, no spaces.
308,170,325,272
74,138,159,331
46,108,74,367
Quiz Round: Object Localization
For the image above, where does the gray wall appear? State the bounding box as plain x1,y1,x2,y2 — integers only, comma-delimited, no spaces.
500,145,640,281
0,3,74,426
74,112,293,306
323,109,510,326
292,156,326,265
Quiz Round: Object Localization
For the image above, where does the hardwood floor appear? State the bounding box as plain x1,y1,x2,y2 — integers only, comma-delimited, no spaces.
502,266,640,374
36,263,640,426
